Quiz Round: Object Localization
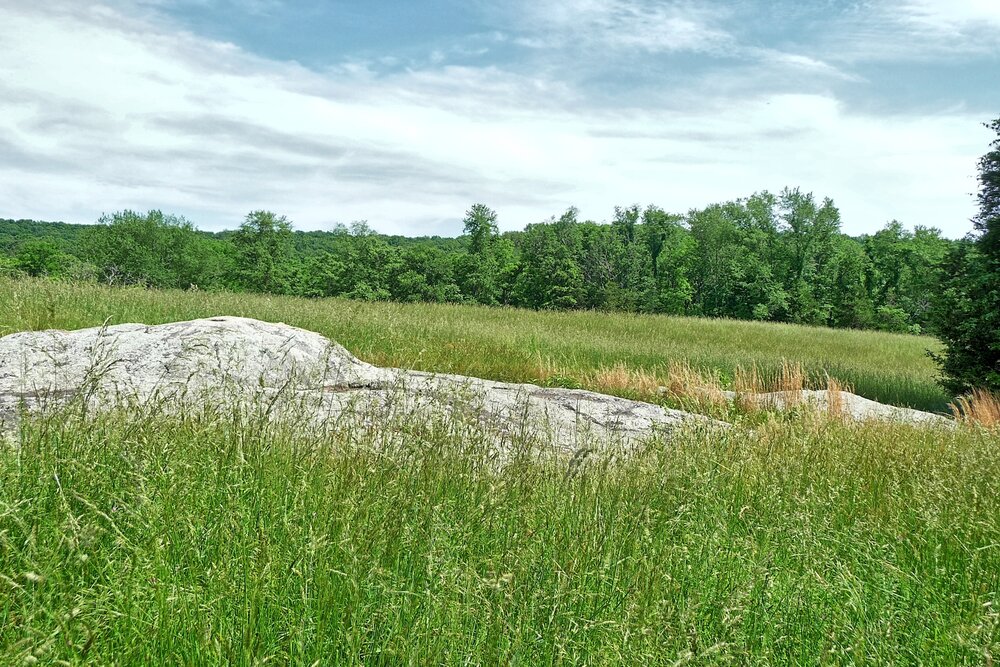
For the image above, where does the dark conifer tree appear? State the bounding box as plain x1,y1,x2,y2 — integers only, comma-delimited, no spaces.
934,118,1000,392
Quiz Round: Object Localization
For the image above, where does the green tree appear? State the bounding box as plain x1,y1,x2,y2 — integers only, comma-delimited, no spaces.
687,203,740,317
653,223,695,314
577,222,617,310
14,239,69,277
395,244,462,303
904,226,954,329
0,254,16,277
777,188,842,325
608,205,655,312
827,236,875,330
82,210,226,289
731,193,788,321
231,210,295,294
641,206,684,280
493,235,520,305
338,222,400,301
458,204,502,305
863,221,953,332
687,194,787,321
515,208,585,309
636,206,694,314
934,118,1000,392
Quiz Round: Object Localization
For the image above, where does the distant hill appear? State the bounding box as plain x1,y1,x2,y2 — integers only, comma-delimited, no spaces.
0,219,90,256
1,218,468,258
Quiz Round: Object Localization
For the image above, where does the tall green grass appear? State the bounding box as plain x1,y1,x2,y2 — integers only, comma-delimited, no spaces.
0,278,951,411
1,278,995,663
1,404,996,664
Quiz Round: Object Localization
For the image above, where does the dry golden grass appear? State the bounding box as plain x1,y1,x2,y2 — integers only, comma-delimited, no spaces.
661,361,729,412
734,363,764,394
585,360,730,414
825,375,853,419
661,361,720,400
950,388,1000,427
587,357,862,421
734,364,765,412
591,362,662,397
732,360,806,411
532,352,561,385
777,359,807,397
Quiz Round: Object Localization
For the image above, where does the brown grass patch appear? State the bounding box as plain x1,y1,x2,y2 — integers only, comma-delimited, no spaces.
664,361,729,411
734,364,764,411
591,362,663,397
777,359,806,399
733,360,807,411
549,355,856,423
950,388,1000,427
825,375,853,419
587,361,729,412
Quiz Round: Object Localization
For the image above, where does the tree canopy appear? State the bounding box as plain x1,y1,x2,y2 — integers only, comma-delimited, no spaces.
2,190,961,338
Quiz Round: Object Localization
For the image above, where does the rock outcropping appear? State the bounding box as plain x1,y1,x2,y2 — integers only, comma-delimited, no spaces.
0,317,713,453
727,389,951,425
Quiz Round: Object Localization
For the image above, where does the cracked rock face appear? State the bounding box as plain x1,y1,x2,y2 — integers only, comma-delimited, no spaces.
0,317,713,453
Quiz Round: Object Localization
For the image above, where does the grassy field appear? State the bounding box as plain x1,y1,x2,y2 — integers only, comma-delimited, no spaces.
0,278,951,411
2,403,998,664
1,277,998,663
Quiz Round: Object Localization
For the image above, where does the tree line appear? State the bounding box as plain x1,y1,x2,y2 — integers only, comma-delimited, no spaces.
1,188,961,339
6,111,1000,399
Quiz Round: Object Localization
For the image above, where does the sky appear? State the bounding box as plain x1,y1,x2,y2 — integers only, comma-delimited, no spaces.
1,1,998,237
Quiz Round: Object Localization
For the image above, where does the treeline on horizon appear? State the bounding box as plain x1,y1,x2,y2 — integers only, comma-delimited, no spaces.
0,187,966,335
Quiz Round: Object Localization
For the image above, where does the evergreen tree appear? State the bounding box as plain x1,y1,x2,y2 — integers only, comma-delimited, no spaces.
934,118,1000,392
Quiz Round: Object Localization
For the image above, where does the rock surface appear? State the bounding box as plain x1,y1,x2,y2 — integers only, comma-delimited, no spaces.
0,317,715,453
716,389,951,425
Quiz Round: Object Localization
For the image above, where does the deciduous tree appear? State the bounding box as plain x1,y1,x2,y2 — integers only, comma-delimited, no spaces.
231,210,295,294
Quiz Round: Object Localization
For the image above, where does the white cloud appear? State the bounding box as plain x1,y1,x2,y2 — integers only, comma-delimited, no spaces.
898,0,1000,34
134,0,285,16
754,51,862,82
0,1,987,237
510,0,732,53
504,1,861,91
826,0,1000,62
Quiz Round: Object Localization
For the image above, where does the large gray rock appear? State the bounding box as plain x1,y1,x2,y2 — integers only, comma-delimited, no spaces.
740,390,951,425
0,317,714,454
708,389,951,425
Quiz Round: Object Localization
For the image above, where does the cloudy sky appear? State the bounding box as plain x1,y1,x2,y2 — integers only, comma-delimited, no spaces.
1,1,997,236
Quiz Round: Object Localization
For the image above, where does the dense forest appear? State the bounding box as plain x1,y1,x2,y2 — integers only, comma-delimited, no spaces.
0,187,965,335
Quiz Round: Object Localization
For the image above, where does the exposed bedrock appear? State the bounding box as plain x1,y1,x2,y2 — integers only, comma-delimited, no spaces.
0,317,719,454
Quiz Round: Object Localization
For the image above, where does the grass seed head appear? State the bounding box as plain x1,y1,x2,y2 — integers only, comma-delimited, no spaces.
950,388,1000,427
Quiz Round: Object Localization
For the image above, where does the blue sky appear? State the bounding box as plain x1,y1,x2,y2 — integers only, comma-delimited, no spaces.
1,1,997,236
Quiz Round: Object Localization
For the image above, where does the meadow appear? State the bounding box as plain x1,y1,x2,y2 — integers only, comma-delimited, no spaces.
3,277,997,665
1,398,997,664
0,277,950,412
